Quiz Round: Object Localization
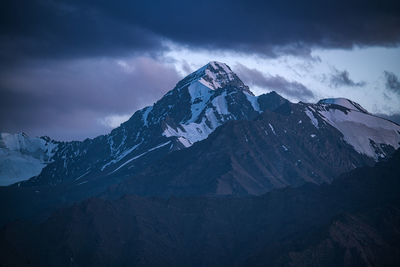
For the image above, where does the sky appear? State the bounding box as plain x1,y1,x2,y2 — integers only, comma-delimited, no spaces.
0,0,399,141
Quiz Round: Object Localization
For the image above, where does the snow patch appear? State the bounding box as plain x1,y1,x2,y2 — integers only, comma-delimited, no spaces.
244,92,261,113
101,142,142,171
109,141,171,174
142,106,153,126
305,109,319,129
268,123,276,135
211,92,230,115
187,81,213,122
177,137,191,148
318,108,400,159
74,170,90,181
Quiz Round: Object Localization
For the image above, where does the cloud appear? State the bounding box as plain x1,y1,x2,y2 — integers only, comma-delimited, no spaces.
98,114,131,128
329,68,366,87
383,71,400,95
0,1,164,64
235,63,314,100
1,0,399,61
0,57,181,140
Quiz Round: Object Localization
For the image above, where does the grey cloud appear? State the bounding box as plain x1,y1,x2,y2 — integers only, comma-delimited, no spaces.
0,57,181,140
384,71,400,95
181,60,194,75
329,68,366,88
235,63,314,101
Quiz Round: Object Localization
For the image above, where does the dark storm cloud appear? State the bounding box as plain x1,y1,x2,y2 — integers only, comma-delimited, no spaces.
0,0,164,63
235,64,314,100
1,0,400,61
329,68,366,88
383,71,400,95
0,57,181,140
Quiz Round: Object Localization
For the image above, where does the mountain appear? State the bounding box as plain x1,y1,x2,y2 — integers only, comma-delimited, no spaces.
0,133,57,186
17,61,265,188
109,97,400,197
1,61,399,225
2,150,399,266
1,61,400,266
0,61,276,225
5,62,399,190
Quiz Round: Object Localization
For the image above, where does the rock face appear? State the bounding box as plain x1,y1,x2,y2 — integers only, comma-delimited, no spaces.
1,151,400,267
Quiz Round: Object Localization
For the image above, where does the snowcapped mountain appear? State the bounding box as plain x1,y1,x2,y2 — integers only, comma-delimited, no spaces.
2,61,400,228
141,61,261,147
112,60,268,163
20,61,266,187
109,97,400,197
3,61,400,192
2,63,400,266
0,133,57,185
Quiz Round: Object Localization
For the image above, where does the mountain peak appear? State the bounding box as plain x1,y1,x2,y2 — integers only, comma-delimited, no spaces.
175,61,252,94
206,61,231,71
318,98,368,113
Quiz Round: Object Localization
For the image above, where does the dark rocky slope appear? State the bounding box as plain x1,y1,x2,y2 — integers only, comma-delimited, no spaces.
1,150,399,266
109,102,374,197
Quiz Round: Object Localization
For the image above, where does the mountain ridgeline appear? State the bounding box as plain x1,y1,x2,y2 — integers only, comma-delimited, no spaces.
0,61,400,223
3,61,400,192
1,61,400,266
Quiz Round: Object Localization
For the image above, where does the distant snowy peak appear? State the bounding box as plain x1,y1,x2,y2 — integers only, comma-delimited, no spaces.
0,133,58,186
318,98,368,113
307,101,400,160
0,132,56,156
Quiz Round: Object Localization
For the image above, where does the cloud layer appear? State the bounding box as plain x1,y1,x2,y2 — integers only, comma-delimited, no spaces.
1,0,399,61
235,64,314,100
0,57,181,140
